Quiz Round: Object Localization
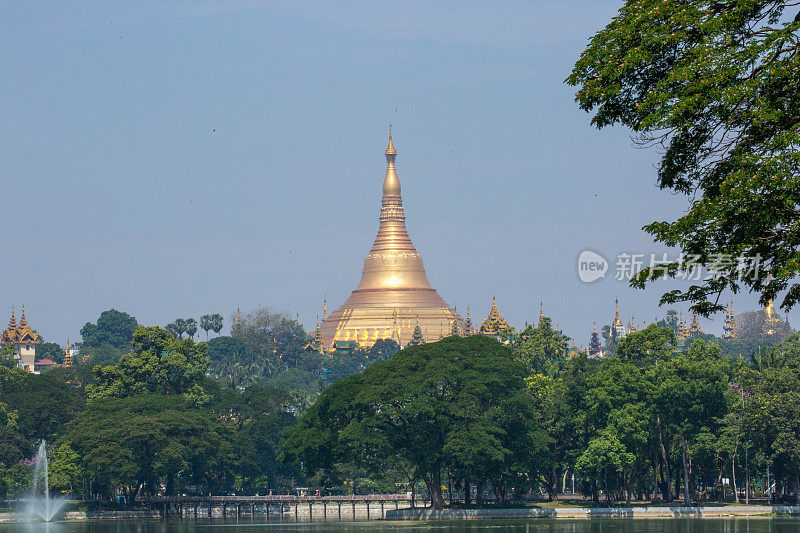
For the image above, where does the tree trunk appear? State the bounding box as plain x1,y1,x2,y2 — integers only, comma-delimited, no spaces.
463,478,470,506
475,479,484,507
681,435,691,505
493,481,503,503
656,415,672,501
548,466,558,501
447,472,452,506
794,476,800,505
732,453,739,503
422,468,445,509
130,482,140,505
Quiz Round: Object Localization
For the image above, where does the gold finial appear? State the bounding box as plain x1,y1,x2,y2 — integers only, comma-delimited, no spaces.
385,126,397,159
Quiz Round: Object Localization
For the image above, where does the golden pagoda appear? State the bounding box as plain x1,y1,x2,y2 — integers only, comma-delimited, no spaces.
63,338,73,368
612,298,626,338
722,303,736,339
320,130,462,350
676,312,690,341
764,298,781,336
478,296,510,336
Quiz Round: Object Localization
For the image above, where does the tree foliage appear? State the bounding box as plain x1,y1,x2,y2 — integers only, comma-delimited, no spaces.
283,336,536,509
88,326,209,403
62,394,233,502
79,309,138,364
568,1,800,314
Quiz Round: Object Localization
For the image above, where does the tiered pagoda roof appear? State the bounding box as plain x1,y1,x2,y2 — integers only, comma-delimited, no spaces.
479,297,510,336
722,303,736,339
463,307,473,335
676,312,690,341
1,307,40,346
689,313,703,336
407,319,425,347
63,339,73,367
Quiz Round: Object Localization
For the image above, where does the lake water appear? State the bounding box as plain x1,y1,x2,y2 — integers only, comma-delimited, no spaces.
3,519,800,533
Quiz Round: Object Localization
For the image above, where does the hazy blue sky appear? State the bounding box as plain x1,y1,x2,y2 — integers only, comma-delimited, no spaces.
0,1,772,346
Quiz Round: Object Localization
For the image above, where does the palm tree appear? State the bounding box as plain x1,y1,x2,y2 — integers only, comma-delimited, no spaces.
165,321,181,339
200,315,212,340
173,318,188,339
210,314,224,336
185,318,198,340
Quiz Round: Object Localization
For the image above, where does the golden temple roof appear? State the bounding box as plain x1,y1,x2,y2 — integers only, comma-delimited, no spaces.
723,302,736,339
479,296,510,336
676,311,689,340
1,306,40,346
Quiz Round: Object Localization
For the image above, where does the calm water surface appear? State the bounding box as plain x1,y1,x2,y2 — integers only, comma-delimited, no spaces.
3,519,800,533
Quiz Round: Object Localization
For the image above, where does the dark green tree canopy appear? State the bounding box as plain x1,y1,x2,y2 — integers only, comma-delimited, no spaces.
80,309,138,351
88,326,209,403
62,394,233,502
568,1,800,314
284,336,536,509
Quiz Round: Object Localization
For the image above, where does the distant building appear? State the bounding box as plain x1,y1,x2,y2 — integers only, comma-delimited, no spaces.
463,307,473,336
63,338,77,367
406,320,425,347
319,132,463,349
479,297,510,337
722,303,736,338
612,298,626,338
588,322,603,358
1,307,41,373
689,313,703,337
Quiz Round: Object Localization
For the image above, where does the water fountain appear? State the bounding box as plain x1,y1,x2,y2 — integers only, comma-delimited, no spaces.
26,440,68,522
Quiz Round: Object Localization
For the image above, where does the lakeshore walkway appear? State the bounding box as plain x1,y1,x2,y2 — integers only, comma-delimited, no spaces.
144,494,422,520
385,505,800,520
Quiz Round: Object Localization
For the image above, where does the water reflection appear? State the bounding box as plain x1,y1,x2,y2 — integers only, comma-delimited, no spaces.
1,519,798,533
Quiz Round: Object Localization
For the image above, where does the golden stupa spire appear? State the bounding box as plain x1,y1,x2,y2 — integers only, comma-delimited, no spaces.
64,338,73,367
613,298,623,328
319,131,461,349
350,129,432,291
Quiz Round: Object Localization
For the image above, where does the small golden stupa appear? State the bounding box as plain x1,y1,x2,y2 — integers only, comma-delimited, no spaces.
320,130,462,349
